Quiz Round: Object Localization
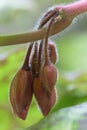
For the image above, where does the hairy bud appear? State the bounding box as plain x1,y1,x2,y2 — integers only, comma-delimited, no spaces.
48,41,58,64
41,64,57,93
33,77,56,116
10,68,33,120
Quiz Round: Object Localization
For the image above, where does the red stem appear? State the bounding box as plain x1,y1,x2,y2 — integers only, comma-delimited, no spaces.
44,13,59,65
22,43,33,69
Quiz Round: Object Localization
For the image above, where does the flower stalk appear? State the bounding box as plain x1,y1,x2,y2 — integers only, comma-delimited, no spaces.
0,0,87,46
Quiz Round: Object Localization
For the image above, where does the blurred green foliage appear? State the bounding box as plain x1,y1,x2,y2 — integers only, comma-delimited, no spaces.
25,102,87,130
0,0,87,130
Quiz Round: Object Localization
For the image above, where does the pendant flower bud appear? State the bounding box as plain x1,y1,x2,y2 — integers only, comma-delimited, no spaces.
33,77,56,116
10,68,33,120
41,64,57,93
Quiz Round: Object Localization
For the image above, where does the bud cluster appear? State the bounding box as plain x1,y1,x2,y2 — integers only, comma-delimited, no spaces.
9,8,62,120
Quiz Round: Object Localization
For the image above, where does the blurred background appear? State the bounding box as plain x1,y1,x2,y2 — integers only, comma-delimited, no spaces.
0,0,87,130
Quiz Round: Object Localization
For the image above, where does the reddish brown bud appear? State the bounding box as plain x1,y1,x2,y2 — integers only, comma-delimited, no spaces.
41,64,57,92
48,41,58,64
10,68,33,120
33,77,56,116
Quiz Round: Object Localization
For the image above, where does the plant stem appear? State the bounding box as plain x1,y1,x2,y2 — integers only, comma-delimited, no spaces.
22,43,33,70
38,9,57,29
38,40,43,74
63,0,87,18
44,13,58,65
0,19,71,46
0,0,87,46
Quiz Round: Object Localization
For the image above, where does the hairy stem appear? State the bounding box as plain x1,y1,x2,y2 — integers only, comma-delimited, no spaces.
22,43,33,69
44,13,59,64
38,9,57,29
0,0,87,46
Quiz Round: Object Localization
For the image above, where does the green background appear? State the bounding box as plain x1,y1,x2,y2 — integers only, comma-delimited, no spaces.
0,0,87,130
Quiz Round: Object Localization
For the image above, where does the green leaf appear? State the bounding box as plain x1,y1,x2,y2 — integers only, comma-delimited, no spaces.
25,102,87,130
